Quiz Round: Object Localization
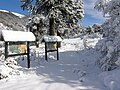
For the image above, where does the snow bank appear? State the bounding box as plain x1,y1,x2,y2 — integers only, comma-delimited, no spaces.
0,37,116,90
0,56,22,80
43,36,62,42
99,70,120,90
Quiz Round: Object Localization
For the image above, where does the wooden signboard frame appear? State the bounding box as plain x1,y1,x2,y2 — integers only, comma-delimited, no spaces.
5,42,30,68
43,36,62,61
1,30,36,68
45,42,59,61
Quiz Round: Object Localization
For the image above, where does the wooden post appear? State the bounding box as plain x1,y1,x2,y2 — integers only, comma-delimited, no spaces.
27,42,30,68
57,42,59,60
45,42,48,61
5,42,8,60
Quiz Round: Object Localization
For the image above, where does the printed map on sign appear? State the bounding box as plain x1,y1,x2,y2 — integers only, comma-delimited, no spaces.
18,44,26,53
9,44,26,54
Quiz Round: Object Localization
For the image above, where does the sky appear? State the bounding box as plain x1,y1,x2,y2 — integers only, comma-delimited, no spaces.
81,0,105,27
0,0,105,27
0,0,28,14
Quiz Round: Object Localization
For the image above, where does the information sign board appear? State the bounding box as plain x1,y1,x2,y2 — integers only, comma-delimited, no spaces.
9,43,26,54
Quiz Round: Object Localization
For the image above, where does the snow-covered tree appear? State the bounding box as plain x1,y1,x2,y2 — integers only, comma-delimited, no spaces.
20,0,84,36
26,15,47,44
94,0,111,12
92,24,103,33
95,0,120,71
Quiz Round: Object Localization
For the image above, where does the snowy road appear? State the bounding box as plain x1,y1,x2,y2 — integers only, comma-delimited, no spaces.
0,38,108,90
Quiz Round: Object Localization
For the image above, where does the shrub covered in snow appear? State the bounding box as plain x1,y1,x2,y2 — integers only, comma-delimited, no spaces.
0,55,20,80
95,0,120,71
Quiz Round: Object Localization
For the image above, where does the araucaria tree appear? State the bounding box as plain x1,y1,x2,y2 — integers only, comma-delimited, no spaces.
95,0,120,71
20,0,84,36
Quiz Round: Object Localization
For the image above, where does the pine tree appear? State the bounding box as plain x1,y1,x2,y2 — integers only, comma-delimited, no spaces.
20,0,84,36
95,0,120,71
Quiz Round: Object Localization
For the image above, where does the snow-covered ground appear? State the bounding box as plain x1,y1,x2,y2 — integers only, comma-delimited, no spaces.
0,37,119,90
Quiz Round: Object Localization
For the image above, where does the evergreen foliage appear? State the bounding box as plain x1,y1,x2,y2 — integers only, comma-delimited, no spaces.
20,0,84,37
95,0,120,71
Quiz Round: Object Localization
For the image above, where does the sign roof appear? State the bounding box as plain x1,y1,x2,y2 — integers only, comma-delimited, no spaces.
2,30,36,42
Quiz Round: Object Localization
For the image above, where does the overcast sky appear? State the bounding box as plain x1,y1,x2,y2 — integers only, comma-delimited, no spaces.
0,0,105,27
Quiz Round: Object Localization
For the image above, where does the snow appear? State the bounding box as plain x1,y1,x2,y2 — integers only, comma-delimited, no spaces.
0,10,9,13
115,57,120,66
0,37,120,90
0,10,25,18
95,0,120,71
43,36,62,42
2,30,36,42
0,23,11,30
11,12,25,18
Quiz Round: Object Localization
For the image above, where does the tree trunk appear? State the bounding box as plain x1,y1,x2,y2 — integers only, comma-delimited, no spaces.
49,16,55,35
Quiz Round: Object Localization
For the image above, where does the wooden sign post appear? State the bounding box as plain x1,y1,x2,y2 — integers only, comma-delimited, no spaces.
5,42,30,68
1,30,36,68
43,36,62,61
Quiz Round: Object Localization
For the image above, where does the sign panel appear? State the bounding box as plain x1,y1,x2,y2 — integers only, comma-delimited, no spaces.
46,42,56,51
18,44,26,53
9,44,19,53
9,43,26,54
